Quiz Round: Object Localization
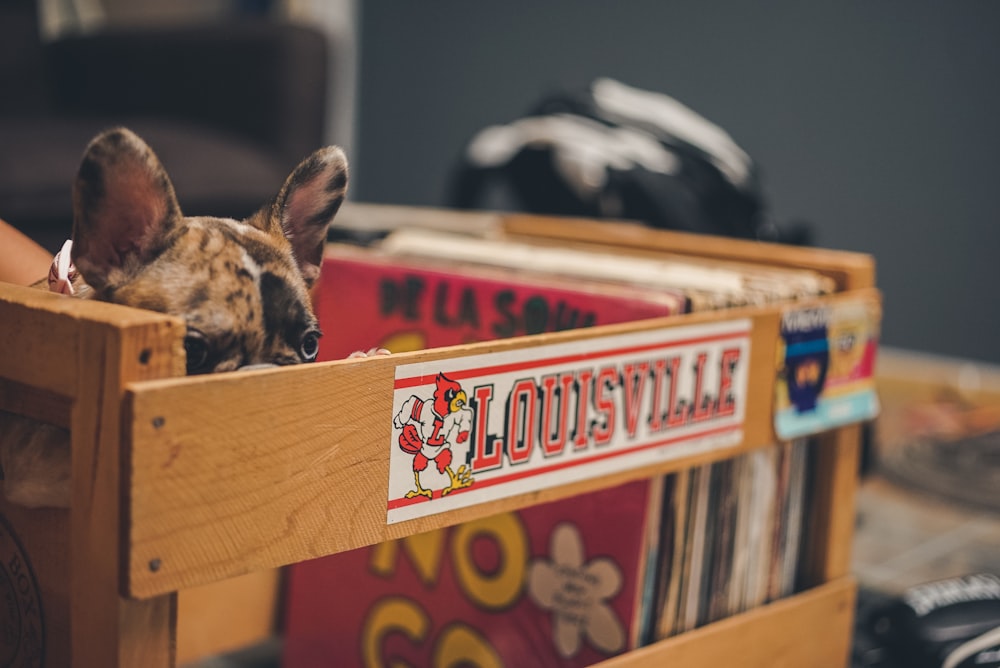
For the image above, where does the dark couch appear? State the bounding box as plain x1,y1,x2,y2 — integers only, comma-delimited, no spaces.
0,0,330,252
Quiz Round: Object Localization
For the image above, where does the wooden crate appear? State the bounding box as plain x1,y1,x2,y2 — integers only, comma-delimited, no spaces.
0,208,876,667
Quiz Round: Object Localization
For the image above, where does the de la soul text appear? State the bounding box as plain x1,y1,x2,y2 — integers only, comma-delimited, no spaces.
380,274,600,339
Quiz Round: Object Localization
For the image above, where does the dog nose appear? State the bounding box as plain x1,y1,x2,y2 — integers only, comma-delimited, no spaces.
238,363,279,372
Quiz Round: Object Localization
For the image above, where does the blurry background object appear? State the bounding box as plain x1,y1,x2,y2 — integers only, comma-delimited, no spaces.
874,348,1000,514
450,78,808,243
0,0,331,253
5,0,1000,365
352,0,1000,365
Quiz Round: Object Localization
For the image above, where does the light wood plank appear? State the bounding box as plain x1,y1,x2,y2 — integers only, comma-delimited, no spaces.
0,285,81,394
798,238,872,588
596,578,856,668
0,281,183,667
122,293,873,599
70,317,184,667
0,379,71,428
802,425,863,586
0,282,185,396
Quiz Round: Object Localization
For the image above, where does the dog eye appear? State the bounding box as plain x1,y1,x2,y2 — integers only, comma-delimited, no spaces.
300,330,321,362
184,330,211,374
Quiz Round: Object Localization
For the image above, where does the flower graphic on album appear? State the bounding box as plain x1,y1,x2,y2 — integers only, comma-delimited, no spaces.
527,522,626,658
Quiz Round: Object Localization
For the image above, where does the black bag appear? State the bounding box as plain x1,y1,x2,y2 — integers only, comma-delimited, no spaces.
867,574,1000,668
451,78,794,242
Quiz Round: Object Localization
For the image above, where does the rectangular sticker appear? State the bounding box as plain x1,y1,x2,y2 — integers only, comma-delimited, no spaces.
387,319,751,524
775,298,881,439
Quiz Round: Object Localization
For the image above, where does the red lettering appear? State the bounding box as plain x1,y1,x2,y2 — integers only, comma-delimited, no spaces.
691,352,714,421
717,347,741,417
593,366,618,446
540,373,574,456
665,356,688,427
507,379,537,464
426,417,446,446
471,385,502,471
649,358,667,432
573,369,594,449
622,361,650,438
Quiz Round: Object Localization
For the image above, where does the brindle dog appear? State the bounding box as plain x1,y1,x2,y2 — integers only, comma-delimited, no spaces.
1,127,352,507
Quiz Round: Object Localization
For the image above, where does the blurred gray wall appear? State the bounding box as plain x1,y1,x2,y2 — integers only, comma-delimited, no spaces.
354,1,1000,364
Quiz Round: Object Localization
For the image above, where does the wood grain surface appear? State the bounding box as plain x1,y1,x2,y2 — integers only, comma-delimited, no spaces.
595,577,856,668
123,290,876,599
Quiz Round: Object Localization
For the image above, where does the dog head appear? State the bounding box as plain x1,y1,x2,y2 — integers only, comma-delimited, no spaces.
70,127,346,374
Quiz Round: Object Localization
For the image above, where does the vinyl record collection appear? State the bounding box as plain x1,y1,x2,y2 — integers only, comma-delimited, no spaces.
636,439,813,646
286,223,841,666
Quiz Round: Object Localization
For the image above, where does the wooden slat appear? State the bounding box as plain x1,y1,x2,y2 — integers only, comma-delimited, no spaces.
0,282,184,667
798,235,872,587
596,578,856,668
0,285,81,394
0,282,184,396
123,349,393,599
0,379,72,428
70,317,184,667
121,293,880,599
502,214,876,291
802,425,863,586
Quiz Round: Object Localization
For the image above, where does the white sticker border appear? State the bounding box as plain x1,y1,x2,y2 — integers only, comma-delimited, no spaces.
387,319,752,524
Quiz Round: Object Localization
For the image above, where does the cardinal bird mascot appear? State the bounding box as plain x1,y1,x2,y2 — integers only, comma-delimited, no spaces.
393,372,475,499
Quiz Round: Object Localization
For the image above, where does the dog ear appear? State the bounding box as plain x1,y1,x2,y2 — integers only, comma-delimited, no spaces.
265,146,348,288
71,127,182,292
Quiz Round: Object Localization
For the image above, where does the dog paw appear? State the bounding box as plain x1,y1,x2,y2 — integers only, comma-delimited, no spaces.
347,347,392,359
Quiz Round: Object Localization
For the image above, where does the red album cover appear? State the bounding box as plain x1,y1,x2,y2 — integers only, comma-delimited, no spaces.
283,480,653,668
315,245,685,360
